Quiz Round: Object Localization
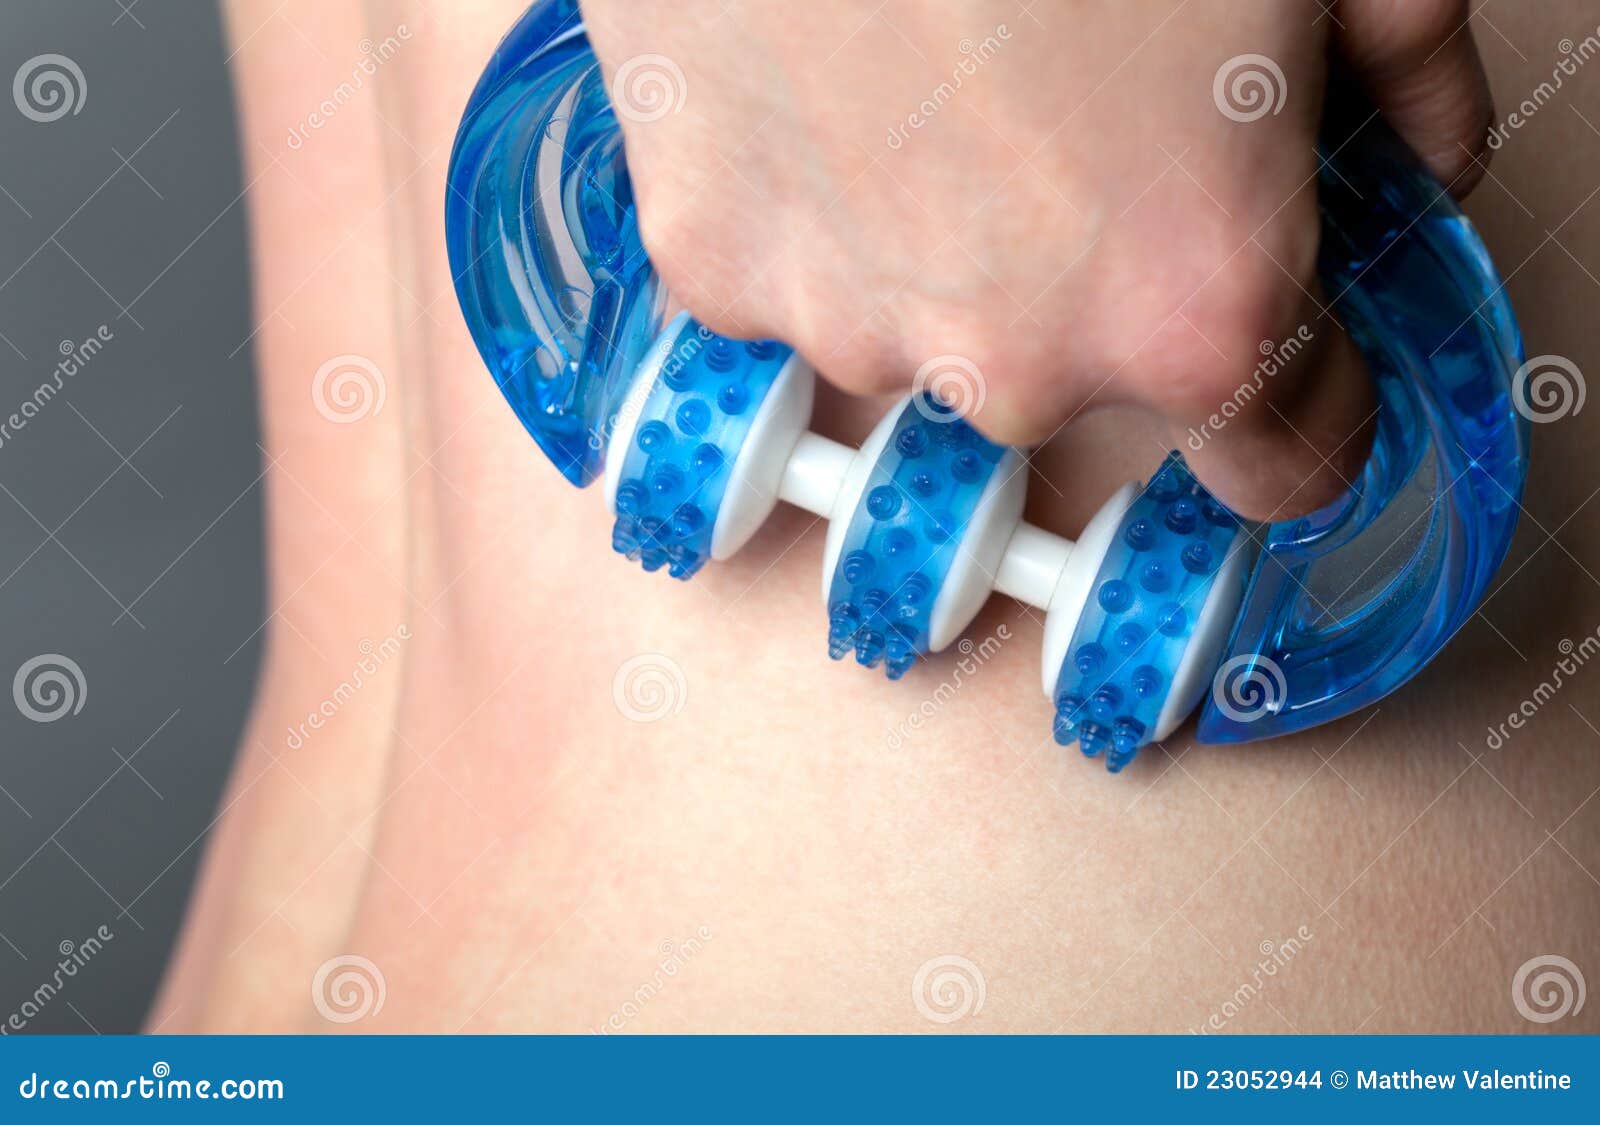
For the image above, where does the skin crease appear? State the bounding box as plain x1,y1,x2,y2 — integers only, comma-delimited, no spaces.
579,0,1496,521
150,0,1599,1032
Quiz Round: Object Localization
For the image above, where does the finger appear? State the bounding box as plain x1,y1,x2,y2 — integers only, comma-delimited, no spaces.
1335,0,1495,195
1169,291,1376,522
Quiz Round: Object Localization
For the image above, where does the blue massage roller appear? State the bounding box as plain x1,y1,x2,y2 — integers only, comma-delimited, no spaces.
446,0,1530,772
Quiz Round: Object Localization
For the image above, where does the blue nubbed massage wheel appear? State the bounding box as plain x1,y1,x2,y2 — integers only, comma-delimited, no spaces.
446,0,1530,772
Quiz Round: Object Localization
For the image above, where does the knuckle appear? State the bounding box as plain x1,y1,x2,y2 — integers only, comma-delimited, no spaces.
899,299,1031,395
636,200,732,302
1344,0,1470,62
798,300,908,397
636,205,772,342
1166,259,1308,417
635,200,695,279
1398,0,1472,53
906,330,1077,447
1207,257,1296,344
818,345,904,397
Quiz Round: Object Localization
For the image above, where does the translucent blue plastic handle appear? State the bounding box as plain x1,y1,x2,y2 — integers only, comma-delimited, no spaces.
1195,110,1529,744
446,0,664,487
446,2,1530,744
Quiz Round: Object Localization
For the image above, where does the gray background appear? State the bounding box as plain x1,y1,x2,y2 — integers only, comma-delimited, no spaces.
0,2,261,1033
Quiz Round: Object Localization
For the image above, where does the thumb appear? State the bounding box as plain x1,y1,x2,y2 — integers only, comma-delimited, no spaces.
1336,0,1495,195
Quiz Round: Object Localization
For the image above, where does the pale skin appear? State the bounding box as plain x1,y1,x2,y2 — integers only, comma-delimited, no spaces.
152,1,1600,1032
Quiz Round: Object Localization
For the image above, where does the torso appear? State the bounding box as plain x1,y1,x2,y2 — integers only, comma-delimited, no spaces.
154,0,1600,1033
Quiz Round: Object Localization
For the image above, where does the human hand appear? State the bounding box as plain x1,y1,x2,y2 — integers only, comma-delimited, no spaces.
578,0,1492,518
